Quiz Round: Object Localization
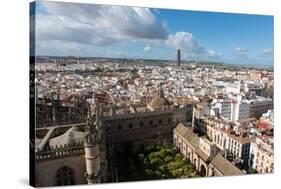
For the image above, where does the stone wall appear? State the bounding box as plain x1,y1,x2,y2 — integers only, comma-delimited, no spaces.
35,153,86,187
104,110,185,149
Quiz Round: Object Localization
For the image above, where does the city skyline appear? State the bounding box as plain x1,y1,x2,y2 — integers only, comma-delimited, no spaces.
32,1,274,66
30,2,274,187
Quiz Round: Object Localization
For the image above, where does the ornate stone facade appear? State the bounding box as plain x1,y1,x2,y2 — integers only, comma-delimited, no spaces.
35,94,189,187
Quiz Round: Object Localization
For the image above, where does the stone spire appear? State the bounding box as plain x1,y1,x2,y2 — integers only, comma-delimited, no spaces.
84,98,101,184
84,103,98,146
158,84,164,98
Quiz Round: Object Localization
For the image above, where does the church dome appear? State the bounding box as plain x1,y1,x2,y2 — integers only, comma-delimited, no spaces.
49,126,84,147
149,97,170,109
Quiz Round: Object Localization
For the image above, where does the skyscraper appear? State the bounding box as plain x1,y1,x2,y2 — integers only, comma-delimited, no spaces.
177,49,181,67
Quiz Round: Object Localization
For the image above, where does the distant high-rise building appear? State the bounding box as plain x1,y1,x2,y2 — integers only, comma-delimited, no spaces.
177,49,181,67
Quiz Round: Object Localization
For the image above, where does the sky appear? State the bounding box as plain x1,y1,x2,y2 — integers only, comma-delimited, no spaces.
32,1,274,65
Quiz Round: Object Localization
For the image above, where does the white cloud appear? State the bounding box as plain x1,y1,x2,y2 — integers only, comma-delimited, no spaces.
35,40,84,56
207,50,222,58
37,40,81,51
36,1,222,60
166,32,203,52
262,48,274,57
234,47,248,57
37,1,168,46
143,45,151,52
165,32,221,58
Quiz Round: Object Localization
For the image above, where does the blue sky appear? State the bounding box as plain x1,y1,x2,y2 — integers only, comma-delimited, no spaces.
33,1,274,65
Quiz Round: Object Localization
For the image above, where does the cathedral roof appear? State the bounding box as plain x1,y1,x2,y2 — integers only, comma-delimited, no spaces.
148,84,170,109
49,126,84,147
149,97,170,109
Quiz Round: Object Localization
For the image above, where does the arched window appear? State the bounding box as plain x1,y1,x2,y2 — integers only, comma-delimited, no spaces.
200,165,207,176
56,166,74,186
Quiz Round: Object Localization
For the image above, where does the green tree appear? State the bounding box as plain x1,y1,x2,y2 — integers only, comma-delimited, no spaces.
164,155,173,163
138,153,145,161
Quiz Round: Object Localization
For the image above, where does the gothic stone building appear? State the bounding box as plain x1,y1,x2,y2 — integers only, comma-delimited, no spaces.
34,94,189,187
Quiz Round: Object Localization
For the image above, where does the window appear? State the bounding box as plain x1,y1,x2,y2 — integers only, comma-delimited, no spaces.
168,118,172,123
56,166,74,186
140,144,144,151
129,123,133,128
149,120,153,126
118,125,122,130
159,119,162,124
140,121,144,127
151,134,158,139
106,126,110,132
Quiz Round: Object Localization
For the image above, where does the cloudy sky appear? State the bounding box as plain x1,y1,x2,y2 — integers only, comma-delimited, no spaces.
32,1,274,65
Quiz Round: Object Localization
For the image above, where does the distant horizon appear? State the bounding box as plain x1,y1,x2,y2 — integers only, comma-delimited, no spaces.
35,54,273,68
32,1,274,65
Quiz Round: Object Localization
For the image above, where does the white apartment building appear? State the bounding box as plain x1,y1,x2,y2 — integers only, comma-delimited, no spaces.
250,137,273,173
205,118,253,168
226,82,241,94
217,96,250,122
260,109,274,125
219,101,232,120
